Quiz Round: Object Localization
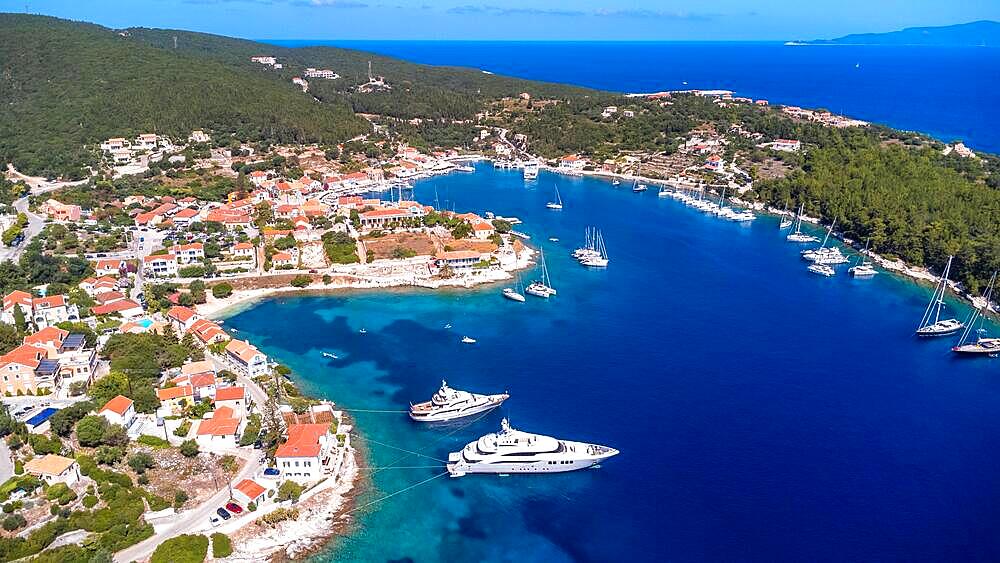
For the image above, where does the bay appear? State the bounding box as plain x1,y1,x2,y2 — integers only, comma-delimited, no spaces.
223,164,1000,562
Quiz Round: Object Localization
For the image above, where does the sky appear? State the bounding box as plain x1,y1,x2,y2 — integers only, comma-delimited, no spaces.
3,0,999,41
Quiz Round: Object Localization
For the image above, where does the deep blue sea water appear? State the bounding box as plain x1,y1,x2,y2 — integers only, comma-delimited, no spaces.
224,164,1000,562
268,40,1000,154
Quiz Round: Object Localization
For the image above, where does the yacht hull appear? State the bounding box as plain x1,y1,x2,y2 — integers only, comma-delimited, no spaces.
447,450,617,477
409,394,508,423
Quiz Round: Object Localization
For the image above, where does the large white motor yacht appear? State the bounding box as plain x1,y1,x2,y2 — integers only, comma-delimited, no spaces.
409,381,509,423
447,418,618,477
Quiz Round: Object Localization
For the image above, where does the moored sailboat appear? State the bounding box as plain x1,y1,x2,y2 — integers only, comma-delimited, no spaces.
952,272,999,356
786,203,820,243
526,249,557,298
848,238,879,277
916,255,964,337
546,185,563,209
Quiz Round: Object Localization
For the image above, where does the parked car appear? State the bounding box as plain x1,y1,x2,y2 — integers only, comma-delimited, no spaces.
209,515,222,528
225,502,243,514
263,467,280,476
216,507,231,520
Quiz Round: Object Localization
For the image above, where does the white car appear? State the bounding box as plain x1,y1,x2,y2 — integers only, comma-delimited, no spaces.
209,516,222,528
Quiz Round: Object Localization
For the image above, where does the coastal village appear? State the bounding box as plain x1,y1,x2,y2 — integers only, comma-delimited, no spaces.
0,47,996,562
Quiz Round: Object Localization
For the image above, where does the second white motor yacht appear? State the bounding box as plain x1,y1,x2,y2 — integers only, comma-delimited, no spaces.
410,381,509,423
447,418,618,476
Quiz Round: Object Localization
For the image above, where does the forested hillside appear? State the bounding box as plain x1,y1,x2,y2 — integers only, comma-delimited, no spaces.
0,15,368,179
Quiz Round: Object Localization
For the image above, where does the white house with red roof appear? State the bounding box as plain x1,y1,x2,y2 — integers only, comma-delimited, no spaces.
195,406,244,450
559,154,586,170
99,395,136,429
187,318,229,346
232,478,269,507
472,222,495,240
166,305,200,332
214,385,248,418
704,154,725,172
274,423,335,483
225,339,269,378
143,254,178,278
79,276,119,297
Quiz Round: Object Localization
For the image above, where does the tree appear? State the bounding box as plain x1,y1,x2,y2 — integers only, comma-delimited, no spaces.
12,306,26,333
276,480,303,502
76,415,109,447
102,423,129,447
211,283,233,298
290,275,311,288
0,403,22,438
180,439,199,458
0,323,20,354
211,533,233,558
48,400,93,436
29,433,63,455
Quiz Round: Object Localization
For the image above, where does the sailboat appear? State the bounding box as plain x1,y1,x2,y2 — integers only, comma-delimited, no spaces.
502,274,526,302
579,229,609,267
801,219,848,264
848,238,878,277
952,272,999,356
526,249,557,298
915,255,964,337
786,203,819,243
778,202,793,229
631,163,647,192
546,185,563,210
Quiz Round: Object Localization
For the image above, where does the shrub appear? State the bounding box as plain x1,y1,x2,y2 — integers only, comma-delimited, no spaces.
150,533,209,563
276,480,303,502
289,274,311,288
2,514,26,531
45,483,71,501
179,439,199,458
95,446,124,465
12,460,22,475
28,433,63,455
137,435,170,449
82,494,99,508
258,507,298,526
173,420,192,438
173,490,188,510
127,453,155,474
211,532,233,558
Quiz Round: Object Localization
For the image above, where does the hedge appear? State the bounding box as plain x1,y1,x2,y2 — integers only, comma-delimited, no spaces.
211,532,233,558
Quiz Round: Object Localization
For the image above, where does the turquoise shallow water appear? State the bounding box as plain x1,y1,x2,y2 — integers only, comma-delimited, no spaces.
223,164,999,562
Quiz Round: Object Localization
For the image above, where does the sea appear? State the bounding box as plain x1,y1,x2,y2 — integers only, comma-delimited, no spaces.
267,41,1000,154
222,163,1000,562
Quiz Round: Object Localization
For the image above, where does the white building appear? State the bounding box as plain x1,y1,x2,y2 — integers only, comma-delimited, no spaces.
274,424,336,483
143,254,178,277
225,339,270,378
99,395,136,429
24,455,81,486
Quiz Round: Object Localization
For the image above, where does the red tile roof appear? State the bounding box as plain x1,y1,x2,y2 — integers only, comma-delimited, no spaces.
275,424,329,458
234,478,266,501
215,386,245,401
156,385,194,401
100,395,133,416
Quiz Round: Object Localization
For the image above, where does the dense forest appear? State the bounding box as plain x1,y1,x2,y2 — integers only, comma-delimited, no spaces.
0,15,368,180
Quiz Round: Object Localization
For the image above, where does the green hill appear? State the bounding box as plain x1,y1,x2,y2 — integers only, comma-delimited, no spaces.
0,14,368,179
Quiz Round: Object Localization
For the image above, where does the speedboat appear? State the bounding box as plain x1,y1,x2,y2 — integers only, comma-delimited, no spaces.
548,237,559,242
502,287,525,302
321,351,338,359
612,178,621,186
446,418,618,477
409,380,509,423
807,263,835,276
359,328,367,334
461,336,476,344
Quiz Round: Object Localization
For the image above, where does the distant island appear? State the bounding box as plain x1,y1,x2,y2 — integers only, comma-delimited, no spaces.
789,20,1000,46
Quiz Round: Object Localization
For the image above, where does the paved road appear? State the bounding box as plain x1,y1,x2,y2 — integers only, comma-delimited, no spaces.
114,451,265,563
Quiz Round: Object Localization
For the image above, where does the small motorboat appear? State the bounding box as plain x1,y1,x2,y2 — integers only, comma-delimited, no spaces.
321,351,339,359
359,328,367,334
548,237,559,242
444,323,452,329
461,336,476,344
